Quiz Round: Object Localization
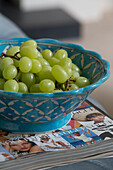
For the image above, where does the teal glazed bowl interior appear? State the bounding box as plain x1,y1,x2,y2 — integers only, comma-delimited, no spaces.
0,38,110,133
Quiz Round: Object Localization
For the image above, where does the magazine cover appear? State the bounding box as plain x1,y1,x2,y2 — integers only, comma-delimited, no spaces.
72,103,113,140
0,145,14,162
0,100,113,162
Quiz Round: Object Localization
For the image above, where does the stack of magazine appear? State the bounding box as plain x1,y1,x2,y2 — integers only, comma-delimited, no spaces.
0,99,113,169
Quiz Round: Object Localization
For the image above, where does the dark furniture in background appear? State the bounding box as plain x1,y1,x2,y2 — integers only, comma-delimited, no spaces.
0,0,81,39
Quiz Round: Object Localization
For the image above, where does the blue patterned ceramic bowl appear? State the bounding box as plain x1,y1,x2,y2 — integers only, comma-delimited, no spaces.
0,38,110,133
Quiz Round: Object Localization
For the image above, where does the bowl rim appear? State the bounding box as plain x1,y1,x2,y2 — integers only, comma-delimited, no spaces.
0,38,110,98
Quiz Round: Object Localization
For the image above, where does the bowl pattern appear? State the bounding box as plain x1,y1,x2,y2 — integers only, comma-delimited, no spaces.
0,93,88,123
0,38,110,133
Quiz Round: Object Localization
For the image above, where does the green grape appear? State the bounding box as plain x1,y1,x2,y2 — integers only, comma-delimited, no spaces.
63,66,72,78
42,49,53,60
15,71,22,81
30,59,42,73
0,78,5,90
72,63,82,75
36,51,43,58
51,65,68,83
39,79,55,93
20,46,41,59
59,58,72,68
53,89,63,92
35,75,40,83
30,84,41,93
71,70,80,80
38,68,55,82
37,57,50,67
20,40,37,49
6,46,20,56
75,76,90,88
2,41,91,93
60,83,66,91
21,72,35,88
68,84,79,90
0,57,14,71
47,57,60,67
42,65,52,71
18,82,28,93
19,57,32,73
13,59,19,68
4,79,19,92
3,65,17,80
54,49,68,60
0,70,2,78
0,58,2,64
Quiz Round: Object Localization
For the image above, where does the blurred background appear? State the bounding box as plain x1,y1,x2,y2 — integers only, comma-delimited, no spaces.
0,0,113,117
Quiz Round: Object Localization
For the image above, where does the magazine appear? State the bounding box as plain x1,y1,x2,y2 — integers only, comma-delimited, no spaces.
0,99,113,169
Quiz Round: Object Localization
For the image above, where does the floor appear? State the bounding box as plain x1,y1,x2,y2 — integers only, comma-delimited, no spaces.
62,10,113,118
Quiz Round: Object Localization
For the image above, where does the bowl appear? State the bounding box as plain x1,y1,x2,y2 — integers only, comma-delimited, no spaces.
0,38,110,133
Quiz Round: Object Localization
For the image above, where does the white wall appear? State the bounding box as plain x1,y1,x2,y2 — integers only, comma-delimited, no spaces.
19,0,113,23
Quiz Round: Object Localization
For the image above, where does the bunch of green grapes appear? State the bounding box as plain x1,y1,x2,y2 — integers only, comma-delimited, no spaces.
0,40,90,93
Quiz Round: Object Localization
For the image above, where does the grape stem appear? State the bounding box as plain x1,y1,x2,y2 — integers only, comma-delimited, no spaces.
0,52,20,60
55,76,76,91
13,78,19,82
